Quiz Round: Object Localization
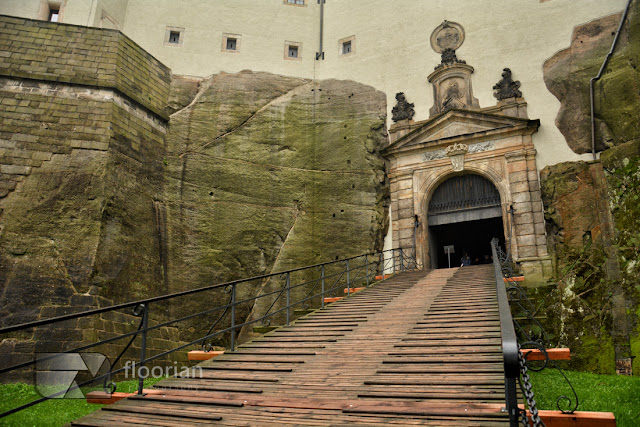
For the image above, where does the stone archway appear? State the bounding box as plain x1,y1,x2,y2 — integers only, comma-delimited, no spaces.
425,173,506,268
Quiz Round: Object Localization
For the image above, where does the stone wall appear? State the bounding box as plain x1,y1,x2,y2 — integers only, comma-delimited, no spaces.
0,15,178,377
0,15,170,117
0,16,390,378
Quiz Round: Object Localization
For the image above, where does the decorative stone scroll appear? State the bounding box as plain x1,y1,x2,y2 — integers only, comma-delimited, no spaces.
391,92,415,122
445,143,468,171
493,68,522,100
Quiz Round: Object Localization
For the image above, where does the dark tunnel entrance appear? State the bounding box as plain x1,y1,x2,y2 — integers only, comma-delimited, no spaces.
427,174,506,269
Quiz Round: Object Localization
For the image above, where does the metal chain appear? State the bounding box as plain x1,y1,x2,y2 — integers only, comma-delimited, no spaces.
518,348,545,427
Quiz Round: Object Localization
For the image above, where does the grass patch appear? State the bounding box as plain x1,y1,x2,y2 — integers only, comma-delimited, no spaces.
529,369,640,427
0,377,164,427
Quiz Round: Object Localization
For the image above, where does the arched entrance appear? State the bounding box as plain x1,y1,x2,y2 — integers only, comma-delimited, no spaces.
427,174,506,268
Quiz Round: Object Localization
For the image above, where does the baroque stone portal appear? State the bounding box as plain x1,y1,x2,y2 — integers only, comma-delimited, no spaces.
384,21,552,283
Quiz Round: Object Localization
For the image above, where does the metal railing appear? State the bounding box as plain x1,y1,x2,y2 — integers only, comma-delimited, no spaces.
491,238,520,426
492,238,578,427
0,248,416,419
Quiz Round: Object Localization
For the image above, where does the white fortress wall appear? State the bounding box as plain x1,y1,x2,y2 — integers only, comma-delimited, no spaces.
0,0,628,168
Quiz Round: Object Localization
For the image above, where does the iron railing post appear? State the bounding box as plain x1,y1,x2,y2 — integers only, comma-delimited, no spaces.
346,259,351,296
136,303,149,395
393,249,396,274
321,265,325,308
365,255,370,287
400,249,404,272
380,252,384,278
286,272,291,325
230,284,236,352
506,375,519,425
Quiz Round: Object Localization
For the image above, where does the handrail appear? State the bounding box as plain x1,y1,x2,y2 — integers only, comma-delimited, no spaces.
491,238,520,426
0,250,397,334
0,247,417,419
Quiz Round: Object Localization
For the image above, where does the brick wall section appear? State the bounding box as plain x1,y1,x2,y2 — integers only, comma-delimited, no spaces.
0,15,170,119
0,16,176,382
0,78,113,197
0,295,192,383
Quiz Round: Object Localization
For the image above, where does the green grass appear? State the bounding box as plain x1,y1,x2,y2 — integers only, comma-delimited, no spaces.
0,377,164,427
2,371,639,426
529,369,640,427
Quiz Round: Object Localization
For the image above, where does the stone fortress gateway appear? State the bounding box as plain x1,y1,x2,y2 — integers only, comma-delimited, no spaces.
0,0,638,375
385,21,552,282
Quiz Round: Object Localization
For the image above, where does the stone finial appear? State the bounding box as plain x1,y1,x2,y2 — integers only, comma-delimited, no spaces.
391,92,415,122
493,68,522,100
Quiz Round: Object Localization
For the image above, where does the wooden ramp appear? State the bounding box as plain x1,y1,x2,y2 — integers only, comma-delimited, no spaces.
73,265,509,426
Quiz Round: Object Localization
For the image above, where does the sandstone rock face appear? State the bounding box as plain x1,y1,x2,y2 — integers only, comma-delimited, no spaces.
543,3,640,154
164,71,389,342
538,0,640,374
539,148,640,374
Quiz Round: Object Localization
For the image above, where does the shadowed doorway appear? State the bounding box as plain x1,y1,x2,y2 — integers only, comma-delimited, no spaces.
427,174,506,268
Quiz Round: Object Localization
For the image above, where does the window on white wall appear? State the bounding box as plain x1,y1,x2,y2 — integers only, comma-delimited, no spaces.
222,34,241,53
285,41,302,60
339,36,355,57
38,1,64,22
164,27,185,47
169,32,180,43
285,0,305,5
48,8,59,22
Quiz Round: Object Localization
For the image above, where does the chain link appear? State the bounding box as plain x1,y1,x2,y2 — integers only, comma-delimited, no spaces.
518,347,545,427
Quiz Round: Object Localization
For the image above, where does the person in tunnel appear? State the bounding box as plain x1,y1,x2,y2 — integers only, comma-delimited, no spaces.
460,252,471,267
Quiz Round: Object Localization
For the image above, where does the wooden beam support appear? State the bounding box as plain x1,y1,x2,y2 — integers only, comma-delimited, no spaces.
86,389,164,404
534,410,616,426
344,287,365,294
323,297,343,303
504,276,525,282
522,348,571,361
187,350,225,361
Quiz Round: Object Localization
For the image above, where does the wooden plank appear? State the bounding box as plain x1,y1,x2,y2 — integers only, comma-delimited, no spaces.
72,266,514,427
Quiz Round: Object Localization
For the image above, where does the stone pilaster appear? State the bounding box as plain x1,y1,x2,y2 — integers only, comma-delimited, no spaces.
506,148,552,282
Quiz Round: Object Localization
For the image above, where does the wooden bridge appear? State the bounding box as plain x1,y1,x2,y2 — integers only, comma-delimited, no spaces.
74,265,513,426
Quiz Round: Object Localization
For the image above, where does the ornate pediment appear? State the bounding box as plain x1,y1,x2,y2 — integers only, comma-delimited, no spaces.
384,109,537,155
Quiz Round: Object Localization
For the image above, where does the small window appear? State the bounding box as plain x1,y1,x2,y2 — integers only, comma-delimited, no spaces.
49,9,59,22
222,33,241,53
168,31,180,44
342,41,351,55
339,35,355,57
286,0,305,4
284,41,302,61
164,26,185,47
